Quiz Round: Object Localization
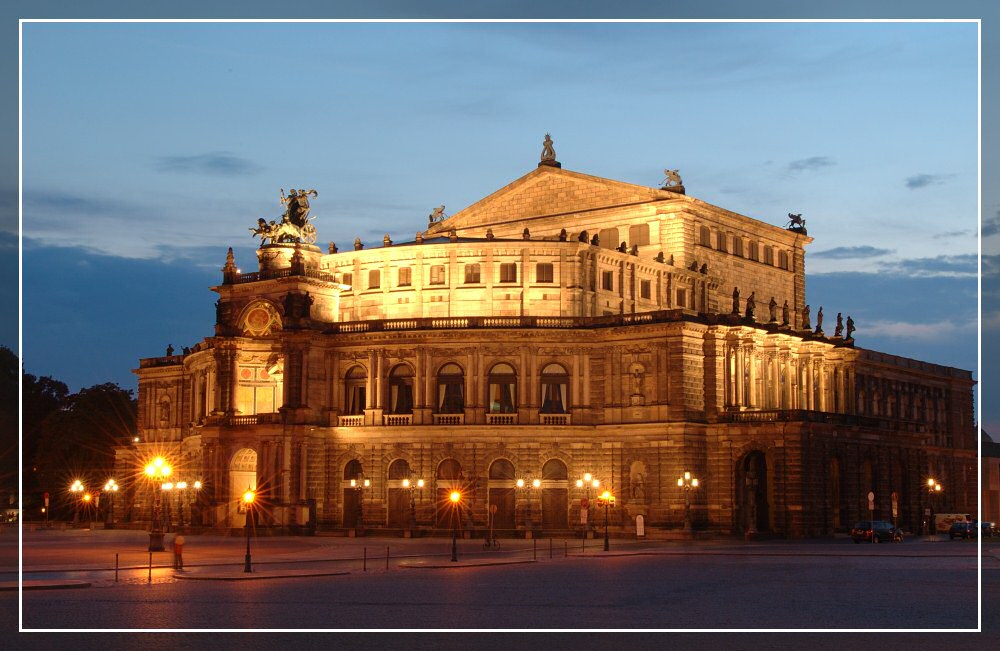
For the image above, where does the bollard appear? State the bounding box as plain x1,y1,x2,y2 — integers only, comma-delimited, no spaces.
386,545,389,571
148,552,152,583
533,538,537,561
550,538,553,559
564,540,568,557
115,553,119,583
363,546,367,572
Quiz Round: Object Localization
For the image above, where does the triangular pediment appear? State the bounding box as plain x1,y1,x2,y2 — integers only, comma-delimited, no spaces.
427,166,678,233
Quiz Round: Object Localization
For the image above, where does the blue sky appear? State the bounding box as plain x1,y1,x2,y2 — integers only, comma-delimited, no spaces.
10,16,990,431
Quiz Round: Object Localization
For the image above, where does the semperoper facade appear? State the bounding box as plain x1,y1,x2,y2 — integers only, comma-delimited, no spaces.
125,137,976,538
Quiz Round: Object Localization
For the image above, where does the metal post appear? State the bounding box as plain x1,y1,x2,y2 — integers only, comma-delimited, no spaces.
244,505,253,573
386,545,389,571
115,553,119,583
603,500,610,552
148,552,152,583
533,538,537,561
363,546,367,572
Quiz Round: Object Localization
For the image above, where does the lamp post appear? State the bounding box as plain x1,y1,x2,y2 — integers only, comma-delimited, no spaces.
243,487,256,573
192,480,203,527
350,477,371,533
402,477,424,532
677,471,699,533
103,479,119,529
516,477,541,538
575,473,600,536
82,492,93,528
926,478,943,536
144,456,172,552
450,490,462,562
598,489,616,551
162,482,174,532
175,481,188,528
70,480,84,526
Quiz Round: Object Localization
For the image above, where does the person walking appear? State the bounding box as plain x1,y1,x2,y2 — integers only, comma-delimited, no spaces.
173,533,185,570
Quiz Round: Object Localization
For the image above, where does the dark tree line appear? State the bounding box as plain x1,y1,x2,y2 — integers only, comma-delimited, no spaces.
1,345,136,520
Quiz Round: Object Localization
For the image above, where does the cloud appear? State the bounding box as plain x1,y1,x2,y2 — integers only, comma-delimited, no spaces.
983,211,1000,237
932,229,972,239
153,151,262,177
786,156,834,173
904,173,954,189
860,318,976,342
810,246,892,259
878,254,977,277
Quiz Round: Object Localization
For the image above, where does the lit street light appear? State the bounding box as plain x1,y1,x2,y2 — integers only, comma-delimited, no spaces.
243,487,256,573
678,471,699,533
450,490,462,562
144,456,172,551
598,489,616,552
402,477,425,532
516,477,541,538
103,479,119,529
575,472,600,536
926,478,943,536
70,480,84,526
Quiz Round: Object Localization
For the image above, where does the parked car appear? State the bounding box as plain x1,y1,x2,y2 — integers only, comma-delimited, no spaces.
851,520,903,543
982,522,999,537
949,521,976,540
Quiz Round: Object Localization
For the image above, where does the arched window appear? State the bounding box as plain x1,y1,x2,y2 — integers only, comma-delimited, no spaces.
387,364,414,415
542,458,568,480
540,363,569,414
489,459,515,480
436,363,465,414
437,458,462,481
344,459,363,481
344,366,367,415
488,363,517,413
388,459,411,480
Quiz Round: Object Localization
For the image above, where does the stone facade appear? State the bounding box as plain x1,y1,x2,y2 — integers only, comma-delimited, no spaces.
121,156,976,538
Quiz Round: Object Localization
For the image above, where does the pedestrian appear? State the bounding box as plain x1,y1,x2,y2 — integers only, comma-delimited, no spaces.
173,533,185,570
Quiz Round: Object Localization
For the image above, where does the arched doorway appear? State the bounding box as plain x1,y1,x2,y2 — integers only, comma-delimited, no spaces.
436,458,463,529
737,451,769,534
229,448,257,527
488,459,516,534
387,459,412,528
343,459,363,528
541,458,569,530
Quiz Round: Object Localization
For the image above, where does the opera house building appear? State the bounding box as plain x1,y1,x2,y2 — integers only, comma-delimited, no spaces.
121,139,976,539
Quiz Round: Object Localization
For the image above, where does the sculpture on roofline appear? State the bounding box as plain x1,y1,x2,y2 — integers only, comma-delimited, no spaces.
662,169,683,188
541,133,556,162
429,205,447,224
250,188,319,246
786,213,807,235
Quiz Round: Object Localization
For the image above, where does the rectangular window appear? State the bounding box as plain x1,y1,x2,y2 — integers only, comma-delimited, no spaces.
368,269,380,289
699,226,712,247
778,250,790,270
342,272,353,288
430,265,446,285
599,228,619,250
640,279,651,300
500,263,517,283
464,263,481,284
676,288,687,307
601,270,614,291
748,242,759,261
733,238,744,258
629,223,650,246
398,267,412,287
536,263,554,283
716,232,727,253
764,246,774,265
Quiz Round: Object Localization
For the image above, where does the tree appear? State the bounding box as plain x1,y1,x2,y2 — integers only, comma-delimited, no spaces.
31,383,136,519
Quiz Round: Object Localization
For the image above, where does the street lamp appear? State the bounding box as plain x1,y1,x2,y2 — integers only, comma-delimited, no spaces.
82,492,93,527
450,490,462,562
677,471,699,533
402,477,425,531
144,456,172,551
162,482,174,532
70,480,84,526
192,480,203,527
175,481,188,528
243,487,256,573
516,477,541,538
103,479,119,529
598,489,616,551
926,478,943,536
349,476,371,532
575,473,600,536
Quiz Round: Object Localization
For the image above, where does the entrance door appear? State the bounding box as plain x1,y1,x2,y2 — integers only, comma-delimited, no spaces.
489,487,515,533
387,488,409,528
343,489,360,528
542,488,568,529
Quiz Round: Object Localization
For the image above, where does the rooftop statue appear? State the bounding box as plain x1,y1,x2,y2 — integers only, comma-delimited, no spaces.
250,188,318,246
429,205,447,223
786,213,807,234
662,169,683,188
541,133,557,162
